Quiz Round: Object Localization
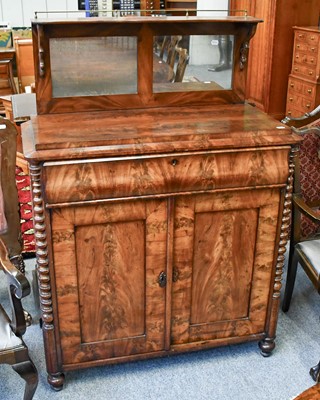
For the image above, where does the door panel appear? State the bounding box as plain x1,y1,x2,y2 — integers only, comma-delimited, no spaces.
51,199,167,365
171,189,281,344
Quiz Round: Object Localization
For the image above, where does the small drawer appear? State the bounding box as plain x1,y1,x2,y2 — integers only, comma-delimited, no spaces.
292,64,317,80
306,32,320,46
287,77,315,98
43,150,290,205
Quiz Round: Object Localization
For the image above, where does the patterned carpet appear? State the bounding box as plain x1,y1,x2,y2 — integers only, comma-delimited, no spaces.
15,166,35,254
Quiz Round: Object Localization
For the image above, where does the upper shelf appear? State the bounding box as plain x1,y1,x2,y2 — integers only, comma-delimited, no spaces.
31,15,262,114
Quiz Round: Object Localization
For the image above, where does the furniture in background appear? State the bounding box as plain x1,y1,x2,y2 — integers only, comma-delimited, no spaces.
286,27,320,118
281,105,320,387
165,0,197,15
281,105,320,312
230,0,320,120
13,38,35,93
0,116,38,400
174,46,189,82
22,15,300,390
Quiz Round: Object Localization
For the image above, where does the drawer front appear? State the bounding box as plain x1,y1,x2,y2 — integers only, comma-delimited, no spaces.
287,77,315,98
43,149,290,205
292,64,318,80
295,30,319,47
286,93,315,115
293,51,318,68
295,42,318,54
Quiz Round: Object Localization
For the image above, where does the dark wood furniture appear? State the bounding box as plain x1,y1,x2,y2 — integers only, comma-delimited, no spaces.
0,116,38,400
286,27,320,118
23,15,300,390
230,0,320,120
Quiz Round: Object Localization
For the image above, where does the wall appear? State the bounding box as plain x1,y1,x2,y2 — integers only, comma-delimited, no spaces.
0,0,83,27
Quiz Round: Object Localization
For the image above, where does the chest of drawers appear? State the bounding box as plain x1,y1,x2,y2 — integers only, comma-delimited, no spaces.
286,26,320,117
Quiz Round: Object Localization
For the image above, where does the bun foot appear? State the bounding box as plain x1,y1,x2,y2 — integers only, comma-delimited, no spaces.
259,337,275,357
48,372,65,391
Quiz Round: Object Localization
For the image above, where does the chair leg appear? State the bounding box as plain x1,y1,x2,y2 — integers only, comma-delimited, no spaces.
12,358,38,400
282,249,299,312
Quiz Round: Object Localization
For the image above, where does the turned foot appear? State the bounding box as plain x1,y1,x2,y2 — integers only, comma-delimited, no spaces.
310,361,320,382
48,372,65,391
258,337,275,357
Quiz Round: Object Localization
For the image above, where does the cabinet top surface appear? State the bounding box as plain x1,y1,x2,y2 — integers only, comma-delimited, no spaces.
293,26,320,33
22,104,300,161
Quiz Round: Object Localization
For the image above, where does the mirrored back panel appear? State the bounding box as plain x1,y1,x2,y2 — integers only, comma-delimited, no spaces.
153,35,234,93
32,16,261,114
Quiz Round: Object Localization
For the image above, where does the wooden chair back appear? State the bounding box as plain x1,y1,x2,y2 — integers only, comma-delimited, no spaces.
174,47,190,82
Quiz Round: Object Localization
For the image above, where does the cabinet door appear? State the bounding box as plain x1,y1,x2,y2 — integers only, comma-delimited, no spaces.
171,188,281,345
51,199,167,365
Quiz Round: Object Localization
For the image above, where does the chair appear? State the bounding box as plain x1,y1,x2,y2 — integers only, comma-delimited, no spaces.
0,119,38,399
174,47,190,82
160,35,182,69
281,105,320,312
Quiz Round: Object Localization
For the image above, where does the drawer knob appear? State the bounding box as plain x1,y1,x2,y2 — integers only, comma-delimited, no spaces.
306,104,311,109
297,44,300,49
311,47,315,51
290,83,294,88
310,36,315,40
295,55,299,59
294,67,298,71
171,159,178,166
289,97,293,102
307,89,312,94
309,71,313,75
288,111,292,115
298,34,303,38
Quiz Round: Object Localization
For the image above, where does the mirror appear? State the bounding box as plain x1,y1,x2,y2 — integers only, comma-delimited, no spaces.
50,36,138,97
153,35,234,93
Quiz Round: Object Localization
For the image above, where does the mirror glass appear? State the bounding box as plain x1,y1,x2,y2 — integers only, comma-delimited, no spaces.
153,35,234,93
50,36,138,97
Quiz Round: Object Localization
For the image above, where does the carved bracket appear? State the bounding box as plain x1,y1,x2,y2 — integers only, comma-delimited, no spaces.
239,41,249,70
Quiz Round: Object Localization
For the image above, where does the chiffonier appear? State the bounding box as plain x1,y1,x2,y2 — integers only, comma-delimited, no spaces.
22,15,301,390
286,26,320,118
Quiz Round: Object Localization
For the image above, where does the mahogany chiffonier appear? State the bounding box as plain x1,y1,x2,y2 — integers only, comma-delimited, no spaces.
286,26,320,118
22,15,301,390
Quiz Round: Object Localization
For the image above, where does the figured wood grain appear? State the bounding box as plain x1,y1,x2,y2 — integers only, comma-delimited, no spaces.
52,199,167,364
171,188,281,344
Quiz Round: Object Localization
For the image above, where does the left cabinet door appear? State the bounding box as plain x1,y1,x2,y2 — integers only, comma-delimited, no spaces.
50,198,167,366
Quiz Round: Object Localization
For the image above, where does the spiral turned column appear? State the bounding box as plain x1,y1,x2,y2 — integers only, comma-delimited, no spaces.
259,145,298,356
29,162,65,390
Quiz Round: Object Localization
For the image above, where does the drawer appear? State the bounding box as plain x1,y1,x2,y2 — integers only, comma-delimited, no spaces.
295,42,318,54
286,93,315,115
293,51,318,67
292,64,318,80
42,150,290,205
287,77,315,98
295,31,320,47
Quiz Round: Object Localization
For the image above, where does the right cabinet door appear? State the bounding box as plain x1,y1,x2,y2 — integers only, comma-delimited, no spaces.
171,188,282,345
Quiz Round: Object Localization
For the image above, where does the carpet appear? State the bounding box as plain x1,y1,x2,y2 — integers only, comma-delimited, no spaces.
15,166,35,254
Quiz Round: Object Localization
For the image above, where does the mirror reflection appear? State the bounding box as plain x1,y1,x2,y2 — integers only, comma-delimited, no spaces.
153,35,234,93
50,36,138,97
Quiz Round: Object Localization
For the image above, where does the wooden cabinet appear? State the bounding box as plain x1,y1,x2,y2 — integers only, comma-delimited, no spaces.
230,0,320,120
286,27,320,118
22,16,300,390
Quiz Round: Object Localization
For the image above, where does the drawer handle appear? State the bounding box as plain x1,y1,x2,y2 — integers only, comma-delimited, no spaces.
297,44,300,49
158,271,167,288
310,36,315,40
171,159,178,166
290,83,294,88
289,97,293,102
310,58,315,63
295,55,299,59
298,34,303,38
309,71,313,75
311,47,315,51
294,67,298,72
288,111,292,115
307,89,312,94
306,104,311,109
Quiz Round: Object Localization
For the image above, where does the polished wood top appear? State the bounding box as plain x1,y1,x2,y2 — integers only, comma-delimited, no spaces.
294,385,320,400
22,104,301,162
